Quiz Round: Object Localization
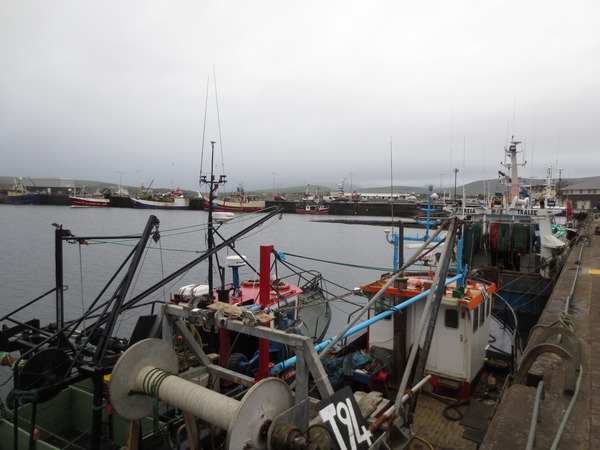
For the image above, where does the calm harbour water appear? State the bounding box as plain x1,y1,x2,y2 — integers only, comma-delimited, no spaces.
0,204,429,390
0,204,429,316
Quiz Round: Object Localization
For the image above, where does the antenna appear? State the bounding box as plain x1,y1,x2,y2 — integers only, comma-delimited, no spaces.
462,135,466,202
530,113,536,192
555,120,562,168
512,94,516,138
390,137,394,234
213,65,225,177
449,101,454,174
199,75,210,189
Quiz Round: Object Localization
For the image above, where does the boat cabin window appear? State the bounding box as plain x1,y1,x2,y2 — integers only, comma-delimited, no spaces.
481,288,491,318
480,300,485,325
374,296,394,320
444,309,459,329
473,306,479,332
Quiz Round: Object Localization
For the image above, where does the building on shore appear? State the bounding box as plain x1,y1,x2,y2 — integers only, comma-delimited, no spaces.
560,176,600,211
14,177,76,195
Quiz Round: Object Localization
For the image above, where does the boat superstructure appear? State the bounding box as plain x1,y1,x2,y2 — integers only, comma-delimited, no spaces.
438,140,570,331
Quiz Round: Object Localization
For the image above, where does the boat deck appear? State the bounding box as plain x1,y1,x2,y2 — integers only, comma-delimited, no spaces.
408,393,478,449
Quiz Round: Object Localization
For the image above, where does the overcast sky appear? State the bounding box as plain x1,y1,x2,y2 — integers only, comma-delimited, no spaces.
1,1,598,193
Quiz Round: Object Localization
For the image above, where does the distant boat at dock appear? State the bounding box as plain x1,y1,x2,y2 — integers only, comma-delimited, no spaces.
295,203,330,215
131,186,190,209
0,177,45,205
201,183,265,213
69,187,111,207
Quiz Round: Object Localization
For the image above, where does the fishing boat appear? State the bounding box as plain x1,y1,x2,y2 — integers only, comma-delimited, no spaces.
440,140,569,333
323,178,349,203
0,202,340,448
295,203,330,215
131,186,190,209
0,177,45,205
69,187,111,207
301,184,317,202
352,219,505,392
258,213,519,447
200,183,265,213
532,166,571,224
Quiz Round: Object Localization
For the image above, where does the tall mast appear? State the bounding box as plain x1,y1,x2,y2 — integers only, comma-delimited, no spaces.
503,138,525,199
200,140,226,300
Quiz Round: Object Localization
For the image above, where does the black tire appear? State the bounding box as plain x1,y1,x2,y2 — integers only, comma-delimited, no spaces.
226,352,248,373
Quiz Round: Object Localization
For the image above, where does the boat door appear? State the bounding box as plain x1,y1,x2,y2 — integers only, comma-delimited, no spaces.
425,305,469,381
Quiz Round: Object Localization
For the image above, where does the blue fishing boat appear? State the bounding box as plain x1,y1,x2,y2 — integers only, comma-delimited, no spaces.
1,177,45,205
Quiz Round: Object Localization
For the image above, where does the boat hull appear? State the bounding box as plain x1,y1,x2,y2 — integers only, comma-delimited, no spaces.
131,197,189,209
1,193,46,205
69,196,110,207
0,381,159,449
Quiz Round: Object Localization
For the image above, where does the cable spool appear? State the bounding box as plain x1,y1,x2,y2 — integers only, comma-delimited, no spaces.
110,338,294,449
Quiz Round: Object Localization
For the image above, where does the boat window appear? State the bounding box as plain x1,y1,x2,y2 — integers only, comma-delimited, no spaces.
481,288,491,317
444,309,459,329
480,300,485,325
374,297,393,320
473,306,479,332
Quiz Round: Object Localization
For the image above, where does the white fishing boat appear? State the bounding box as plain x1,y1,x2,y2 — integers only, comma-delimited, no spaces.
131,186,190,209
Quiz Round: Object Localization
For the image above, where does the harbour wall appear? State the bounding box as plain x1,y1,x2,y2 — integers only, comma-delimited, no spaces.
36,195,420,217
265,200,418,217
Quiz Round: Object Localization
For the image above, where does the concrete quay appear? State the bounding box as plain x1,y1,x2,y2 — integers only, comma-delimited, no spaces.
483,216,600,449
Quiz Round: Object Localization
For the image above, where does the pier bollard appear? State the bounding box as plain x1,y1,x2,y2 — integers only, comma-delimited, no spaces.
110,338,294,449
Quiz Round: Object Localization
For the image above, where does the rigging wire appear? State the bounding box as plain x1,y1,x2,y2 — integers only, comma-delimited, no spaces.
389,137,395,235
213,65,225,177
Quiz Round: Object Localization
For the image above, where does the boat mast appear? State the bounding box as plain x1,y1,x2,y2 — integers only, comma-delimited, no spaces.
200,140,227,300
504,138,525,199
53,224,73,329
